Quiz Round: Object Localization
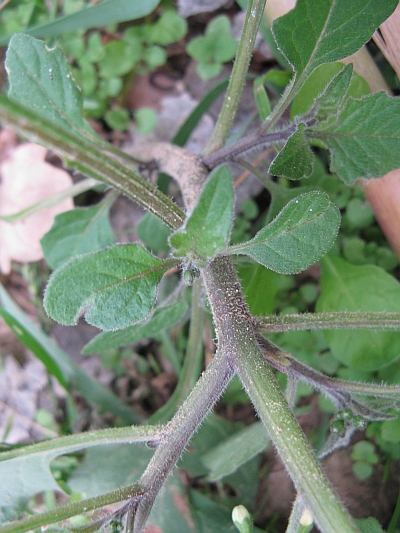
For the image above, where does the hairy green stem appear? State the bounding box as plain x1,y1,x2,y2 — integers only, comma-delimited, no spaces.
203,124,296,169
133,347,235,533
256,311,400,332
0,485,144,533
203,255,359,533
0,425,161,463
0,94,185,230
204,0,267,155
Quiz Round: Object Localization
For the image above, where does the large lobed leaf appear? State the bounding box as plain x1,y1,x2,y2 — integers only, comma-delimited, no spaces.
170,166,234,261
229,192,340,274
44,244,178,331
312,92,400,183
272,0,398,91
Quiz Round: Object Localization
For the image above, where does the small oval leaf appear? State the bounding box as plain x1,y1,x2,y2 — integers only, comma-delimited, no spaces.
169,165,234,260
229,192,340,274
44,244,177,331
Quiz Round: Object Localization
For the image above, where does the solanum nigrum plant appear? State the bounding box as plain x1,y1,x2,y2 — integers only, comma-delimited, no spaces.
1,1,400,532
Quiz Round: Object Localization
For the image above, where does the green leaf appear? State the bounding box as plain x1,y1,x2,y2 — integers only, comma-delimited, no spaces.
137,212,172,253
148,11,188,46
253,75,271,121
44,244,177,331
316,255,400,370
272,0,397,93
237,263,280,316
381,415,400,443
201,422,269,481
311,92,400,183
269,123,314,180
68,444,152,496
229,192,340,274
82,300,188,354
170,166,234,261
41,201,115,269
98,40,141,78
6,34,95,138
0,284,139,423
0,426,156,521
0,0,161,44
311,64,354,123
355,518,385,533
291,62,370,119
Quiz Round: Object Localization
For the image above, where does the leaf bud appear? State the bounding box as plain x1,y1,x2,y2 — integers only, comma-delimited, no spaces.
232,505,253,533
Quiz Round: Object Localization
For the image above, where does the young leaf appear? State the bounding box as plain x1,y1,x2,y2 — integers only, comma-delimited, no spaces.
82,300,188,354
312,63,354,124
253,76,271,121
169,166,234,261
41,201,115,269
6,34,96,138
272,0,397,94
201,422,269,482
269,123,314,180
290,62,370,119
311,92,400,184
228,192,340,274
317,255,400,370
44,244,178,331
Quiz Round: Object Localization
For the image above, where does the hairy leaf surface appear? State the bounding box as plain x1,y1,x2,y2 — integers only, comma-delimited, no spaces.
170,166,234,260
44,244,177,330
272,0,397,91
6,34,95,138
317,255,400,370
41,201,115,269
312,92,400,183
229,192,340,274
83,300,188,354
269,123,314,180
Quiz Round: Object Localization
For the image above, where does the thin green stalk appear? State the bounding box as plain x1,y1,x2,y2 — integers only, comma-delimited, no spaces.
0,94,185,230
203,0,267,155
203,255,360,533
256,311,400,332
150,278,206,423
0,425,161,463
0,485,144,533
0,178,104,223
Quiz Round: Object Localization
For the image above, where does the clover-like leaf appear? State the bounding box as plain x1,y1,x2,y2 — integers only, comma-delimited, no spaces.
228,192,340,274
269,123,314,180
312,92,400,184
272,0,397,94
169,166,234,261
44,244,178,331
